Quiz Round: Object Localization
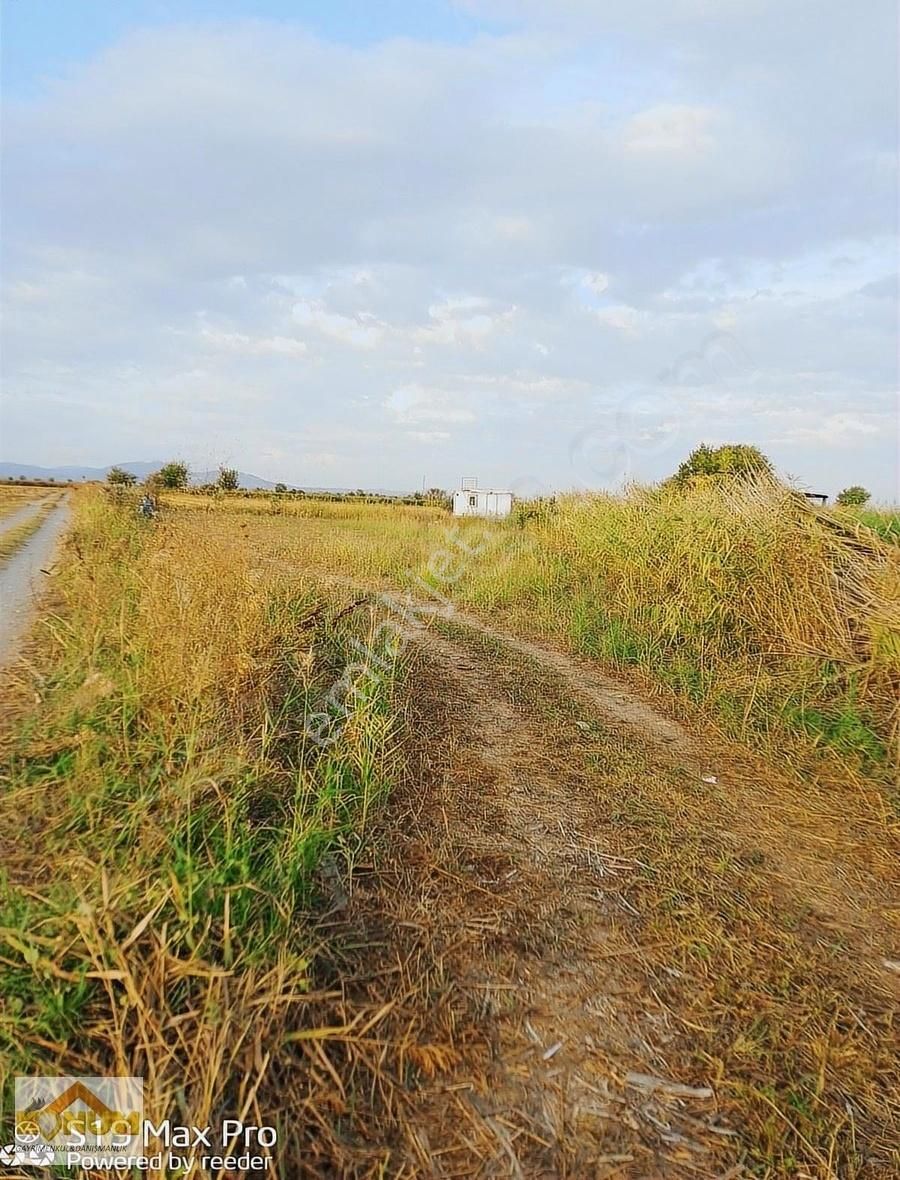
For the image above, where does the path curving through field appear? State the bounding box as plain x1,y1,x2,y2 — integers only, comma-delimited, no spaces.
160,526,898,1174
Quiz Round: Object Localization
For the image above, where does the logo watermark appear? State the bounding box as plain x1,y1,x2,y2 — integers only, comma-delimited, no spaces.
8,1077,277,1172
13,1076,142,1168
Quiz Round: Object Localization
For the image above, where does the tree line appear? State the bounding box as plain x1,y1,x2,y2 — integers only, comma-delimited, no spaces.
107,449,873,508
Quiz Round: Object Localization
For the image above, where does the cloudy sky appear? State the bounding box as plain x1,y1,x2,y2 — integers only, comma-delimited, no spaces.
2,1,897,497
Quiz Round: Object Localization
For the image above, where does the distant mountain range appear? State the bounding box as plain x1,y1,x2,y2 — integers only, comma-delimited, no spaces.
0,460,278,489
0,460,409,496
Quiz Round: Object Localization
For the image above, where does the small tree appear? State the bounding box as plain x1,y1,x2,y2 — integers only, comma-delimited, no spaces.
157,460,189,489
669,443,774,488
274,482,288,494
217,466,239,491
836,485,871,507
424,487,451,509
107,466,137,487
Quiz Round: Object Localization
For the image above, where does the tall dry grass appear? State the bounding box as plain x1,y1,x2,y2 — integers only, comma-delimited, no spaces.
0,490,403,1174
2,481,897,1174
171,479,900,773
456,478,900,772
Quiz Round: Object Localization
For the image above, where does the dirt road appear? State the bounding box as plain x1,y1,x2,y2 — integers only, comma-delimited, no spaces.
0,494,70,663
304,601,898,1178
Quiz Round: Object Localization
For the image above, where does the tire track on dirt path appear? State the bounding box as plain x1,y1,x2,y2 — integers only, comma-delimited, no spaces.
428,611,900,989
424,629,738,1176
431,608,693,757
238,549,897,1174
260,558,694,754
326,615,897,1177
334,627,735,1178
258,550,897,983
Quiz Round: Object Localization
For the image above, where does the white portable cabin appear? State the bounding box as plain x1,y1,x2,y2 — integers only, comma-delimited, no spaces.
452,477,513,518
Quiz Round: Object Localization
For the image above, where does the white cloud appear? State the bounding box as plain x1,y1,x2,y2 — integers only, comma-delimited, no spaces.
581,272,609,297
767,410,887,448
593,305,644,337
412,297,516,346
198,328,308,357
622,105,720,156
385,384,478,425
1,7,896,497
405,430,452,443
291,300,383,349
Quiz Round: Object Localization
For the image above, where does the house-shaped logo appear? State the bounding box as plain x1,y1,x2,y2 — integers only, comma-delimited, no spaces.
14,1076,143,1164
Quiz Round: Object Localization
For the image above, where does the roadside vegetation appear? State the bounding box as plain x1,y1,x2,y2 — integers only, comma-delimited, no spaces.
0,489,404,1170
459,478,900,777
846,506,900,546
173,475,900,779
1,472,897,1176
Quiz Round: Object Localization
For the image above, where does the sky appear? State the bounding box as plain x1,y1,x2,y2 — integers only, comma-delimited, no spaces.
1,1,898,498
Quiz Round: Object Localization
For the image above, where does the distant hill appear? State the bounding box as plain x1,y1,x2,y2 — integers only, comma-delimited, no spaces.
0,461,417,496
0,461,277,490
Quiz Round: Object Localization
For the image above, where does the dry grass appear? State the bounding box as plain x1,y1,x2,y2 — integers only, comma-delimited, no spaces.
429,618,898,1177
276,615,897,1178
847,506,900,546
458,479,900,775
162,488,447,524
0,489,406,1176
1,483,897,1178
181,478,900,778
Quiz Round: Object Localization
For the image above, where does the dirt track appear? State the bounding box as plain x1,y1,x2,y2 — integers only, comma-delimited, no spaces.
306,602,898,1179
0,494,69,663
